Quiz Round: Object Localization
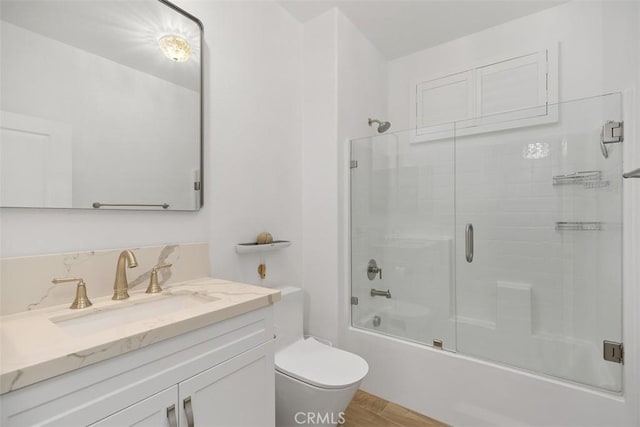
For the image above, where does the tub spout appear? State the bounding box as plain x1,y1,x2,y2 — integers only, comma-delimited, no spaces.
370,288,391,299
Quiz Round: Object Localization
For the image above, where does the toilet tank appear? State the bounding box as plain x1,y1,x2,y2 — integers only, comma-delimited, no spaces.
274,286,303,351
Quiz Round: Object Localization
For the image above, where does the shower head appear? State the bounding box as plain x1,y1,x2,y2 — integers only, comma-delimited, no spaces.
368,118,391,133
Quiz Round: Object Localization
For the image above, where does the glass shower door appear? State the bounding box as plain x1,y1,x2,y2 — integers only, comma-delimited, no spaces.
350,127,456,350
454,93,623,391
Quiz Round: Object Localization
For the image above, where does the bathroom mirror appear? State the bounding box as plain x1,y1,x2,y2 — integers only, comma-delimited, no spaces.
0,0,203,211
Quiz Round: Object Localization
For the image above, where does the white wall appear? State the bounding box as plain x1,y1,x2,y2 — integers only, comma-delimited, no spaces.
1,0,304,296
388,1,637,132
177,0,303,289
300,9,387,344
336,11,388,145
301,9,339,343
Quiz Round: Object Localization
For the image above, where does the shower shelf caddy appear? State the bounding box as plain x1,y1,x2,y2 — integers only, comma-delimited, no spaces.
552,170,609,189
555,222,602,231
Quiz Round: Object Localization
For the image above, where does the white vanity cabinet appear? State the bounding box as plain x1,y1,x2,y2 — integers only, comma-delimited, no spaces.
0,307,275,427
90,386,179,427
90,342,274,427
177,342,274,427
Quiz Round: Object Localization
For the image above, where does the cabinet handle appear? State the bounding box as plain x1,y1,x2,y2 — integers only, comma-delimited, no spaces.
184,397,195,427
166,404,177,427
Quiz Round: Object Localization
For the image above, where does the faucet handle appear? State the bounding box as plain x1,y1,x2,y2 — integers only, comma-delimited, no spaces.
52,277,93,309
146,263,173,294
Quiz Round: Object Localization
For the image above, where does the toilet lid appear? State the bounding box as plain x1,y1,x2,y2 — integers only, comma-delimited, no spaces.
275,338,369,389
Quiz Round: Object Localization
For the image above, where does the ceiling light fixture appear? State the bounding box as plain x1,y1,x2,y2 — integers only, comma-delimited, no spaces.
159,35,191,63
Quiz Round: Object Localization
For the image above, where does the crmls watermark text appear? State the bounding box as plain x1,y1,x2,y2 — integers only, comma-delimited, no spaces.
294,411,346,425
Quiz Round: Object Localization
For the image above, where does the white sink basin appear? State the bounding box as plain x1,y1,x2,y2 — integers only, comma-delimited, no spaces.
50,294,217,337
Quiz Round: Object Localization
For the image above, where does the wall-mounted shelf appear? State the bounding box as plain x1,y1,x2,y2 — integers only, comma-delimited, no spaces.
555,222,602,231
235,240,291,254
552,171,609,189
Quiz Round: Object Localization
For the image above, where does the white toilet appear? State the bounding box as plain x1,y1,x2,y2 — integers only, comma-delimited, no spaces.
274,287,368,427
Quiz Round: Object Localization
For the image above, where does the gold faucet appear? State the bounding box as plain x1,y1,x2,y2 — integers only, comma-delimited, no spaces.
52,277,93,309
146,263,172,294
113,250,138,300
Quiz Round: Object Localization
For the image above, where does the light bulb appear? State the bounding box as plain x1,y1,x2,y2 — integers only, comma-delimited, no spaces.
159,35,191,63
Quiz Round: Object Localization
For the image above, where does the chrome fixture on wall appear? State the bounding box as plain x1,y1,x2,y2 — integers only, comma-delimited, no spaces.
370,288,392,299
373,315,381,327
368,118,391,133
623,167,640,178
367,259,383,280
600,120,624,159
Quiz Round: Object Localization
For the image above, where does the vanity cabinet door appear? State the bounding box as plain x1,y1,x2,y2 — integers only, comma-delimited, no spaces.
89,386,178,427
178,341,275,427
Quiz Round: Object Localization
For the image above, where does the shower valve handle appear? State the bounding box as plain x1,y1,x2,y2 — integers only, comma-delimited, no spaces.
367,259,382,280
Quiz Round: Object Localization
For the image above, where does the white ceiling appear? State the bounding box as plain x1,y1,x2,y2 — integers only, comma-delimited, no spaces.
278,0,566,59
1,1,201,90
1,0,566,86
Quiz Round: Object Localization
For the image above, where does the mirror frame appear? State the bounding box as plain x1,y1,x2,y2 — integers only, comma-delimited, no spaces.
159,0,204,210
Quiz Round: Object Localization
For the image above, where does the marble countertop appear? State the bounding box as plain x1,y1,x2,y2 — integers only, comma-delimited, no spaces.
0,278,280,395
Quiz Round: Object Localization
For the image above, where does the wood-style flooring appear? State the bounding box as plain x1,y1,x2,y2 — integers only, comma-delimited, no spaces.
341,390,449,427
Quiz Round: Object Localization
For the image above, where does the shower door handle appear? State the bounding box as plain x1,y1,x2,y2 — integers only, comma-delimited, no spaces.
465,224,474,263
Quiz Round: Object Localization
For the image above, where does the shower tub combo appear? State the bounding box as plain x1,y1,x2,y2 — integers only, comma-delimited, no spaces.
346,93,636,425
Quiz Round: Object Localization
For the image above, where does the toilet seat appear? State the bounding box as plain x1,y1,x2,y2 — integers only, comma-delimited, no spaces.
275,338,369,390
